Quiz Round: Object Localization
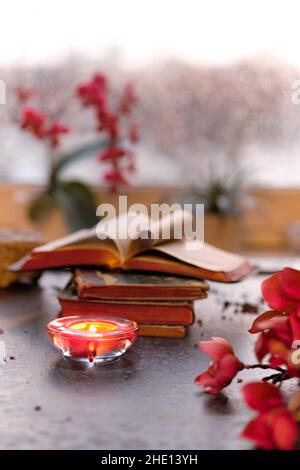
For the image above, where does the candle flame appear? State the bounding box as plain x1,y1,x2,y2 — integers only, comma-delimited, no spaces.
88,325,97,333
70,321,118,332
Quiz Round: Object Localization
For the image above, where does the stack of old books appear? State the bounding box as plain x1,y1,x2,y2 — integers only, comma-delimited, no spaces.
58,269,209,338
11,210,253,338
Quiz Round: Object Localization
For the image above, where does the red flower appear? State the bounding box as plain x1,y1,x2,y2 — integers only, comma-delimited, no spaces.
252,313,292,369
262,268,300,314
98,146,132,162
21,108,69,148
195,337,243,394
254,332,290,368
249,310,284,334
250,310,300,345
98,111,119,140
75,73,139,192
76,74,107,111
242,382,298,450
16,86,35,103
250,311,292,345
119,83,138,115
290,310,300,340
103,169,128,189
249,310,300,374
21,107,45,139
46,122,70,148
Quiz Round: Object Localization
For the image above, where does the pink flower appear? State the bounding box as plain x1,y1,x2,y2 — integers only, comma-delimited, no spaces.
195,337,242,394
242,382,298,450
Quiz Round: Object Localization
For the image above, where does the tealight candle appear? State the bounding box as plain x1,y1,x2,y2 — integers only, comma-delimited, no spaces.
47,315,139,364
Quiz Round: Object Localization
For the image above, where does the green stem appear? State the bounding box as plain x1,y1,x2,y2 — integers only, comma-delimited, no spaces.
51,137,112,181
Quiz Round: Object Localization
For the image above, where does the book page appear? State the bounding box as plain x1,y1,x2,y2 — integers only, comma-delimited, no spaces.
151,239,247,273
32,213,152,262
126,208,194,259
33,226,98,252
32,209,197,265
33,225,120,259
98,212,151,261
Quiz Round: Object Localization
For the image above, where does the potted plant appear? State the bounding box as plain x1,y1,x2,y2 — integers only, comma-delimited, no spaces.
164,161,254,251
192,162,255,251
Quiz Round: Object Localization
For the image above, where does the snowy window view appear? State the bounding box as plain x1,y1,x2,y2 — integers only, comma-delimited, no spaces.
0,0,300,188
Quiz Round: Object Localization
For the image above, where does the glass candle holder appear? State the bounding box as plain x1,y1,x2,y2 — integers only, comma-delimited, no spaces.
47,315,139,364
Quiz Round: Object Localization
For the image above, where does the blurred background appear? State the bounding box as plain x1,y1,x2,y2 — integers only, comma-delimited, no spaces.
1,0,300,252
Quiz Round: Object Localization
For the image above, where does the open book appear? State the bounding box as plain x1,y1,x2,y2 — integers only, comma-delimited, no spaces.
11,210,253,282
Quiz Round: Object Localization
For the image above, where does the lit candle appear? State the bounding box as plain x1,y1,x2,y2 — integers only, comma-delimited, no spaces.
47,316,139,364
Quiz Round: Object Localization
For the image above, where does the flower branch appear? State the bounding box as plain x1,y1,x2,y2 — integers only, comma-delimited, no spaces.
194,267,300,450
14,74,140,229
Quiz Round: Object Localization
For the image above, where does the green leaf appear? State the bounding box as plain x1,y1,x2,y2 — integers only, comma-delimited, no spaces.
53,180,98,231
28,192,57,223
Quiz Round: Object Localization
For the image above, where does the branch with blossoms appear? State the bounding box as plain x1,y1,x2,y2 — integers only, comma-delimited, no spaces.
76,76,139,192
14,76,139,230
195,267,300,450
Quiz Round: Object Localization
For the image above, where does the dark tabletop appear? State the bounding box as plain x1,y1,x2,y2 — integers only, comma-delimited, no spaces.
0,270,294,450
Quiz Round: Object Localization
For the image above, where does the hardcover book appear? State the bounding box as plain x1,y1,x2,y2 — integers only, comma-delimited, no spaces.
58,285,196,326
11,210,253,282
74,269,209,300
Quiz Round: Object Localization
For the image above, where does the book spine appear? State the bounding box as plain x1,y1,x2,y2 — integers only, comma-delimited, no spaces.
138,324,186,338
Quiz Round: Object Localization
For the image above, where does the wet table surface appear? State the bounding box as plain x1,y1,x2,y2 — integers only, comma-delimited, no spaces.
0,270,295,450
